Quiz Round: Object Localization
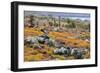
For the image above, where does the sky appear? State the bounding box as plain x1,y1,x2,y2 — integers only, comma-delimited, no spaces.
24,11,90,21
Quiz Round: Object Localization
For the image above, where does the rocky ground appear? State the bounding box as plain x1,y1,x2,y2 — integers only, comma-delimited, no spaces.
24,27,90,62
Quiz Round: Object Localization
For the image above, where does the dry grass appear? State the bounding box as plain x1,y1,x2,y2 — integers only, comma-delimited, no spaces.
24,27,90,62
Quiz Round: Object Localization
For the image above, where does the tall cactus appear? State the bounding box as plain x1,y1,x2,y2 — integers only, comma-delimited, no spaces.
29,15,34,27
53,18,56,27
58,16,61,28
